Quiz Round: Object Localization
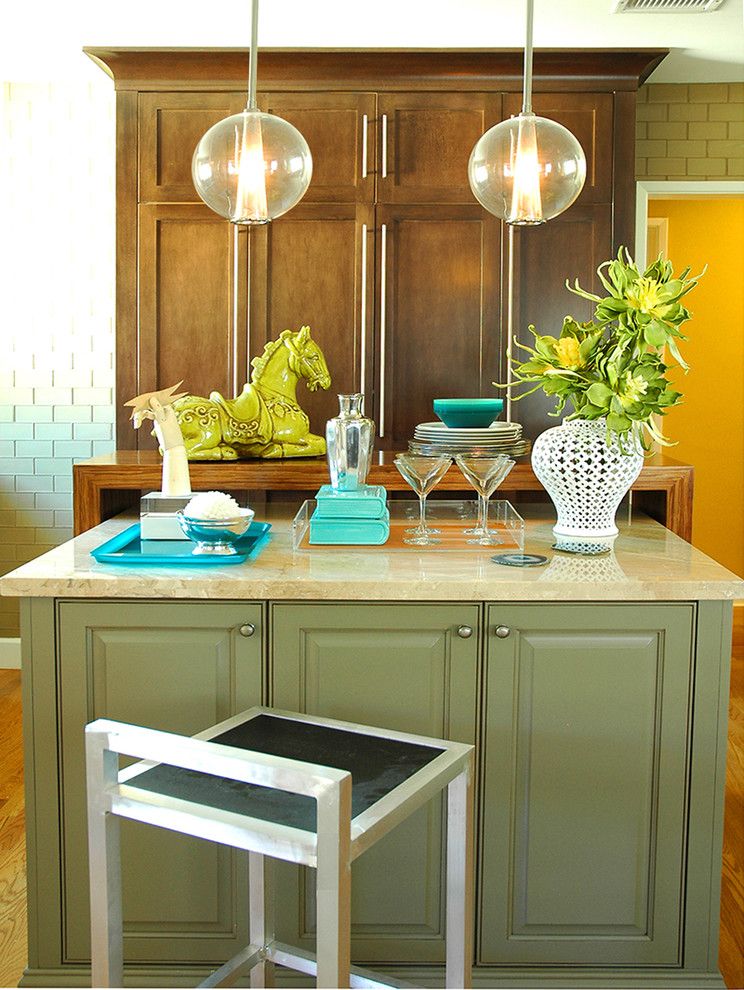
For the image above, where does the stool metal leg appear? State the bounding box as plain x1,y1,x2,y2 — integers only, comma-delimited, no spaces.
315,776,352,990
249,852,275,988
445,763,474,989
86,731,124,989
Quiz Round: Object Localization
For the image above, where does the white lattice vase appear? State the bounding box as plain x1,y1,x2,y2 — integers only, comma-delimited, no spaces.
531,418,643,538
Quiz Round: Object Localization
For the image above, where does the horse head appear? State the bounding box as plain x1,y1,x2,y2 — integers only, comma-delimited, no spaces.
283,326,331,392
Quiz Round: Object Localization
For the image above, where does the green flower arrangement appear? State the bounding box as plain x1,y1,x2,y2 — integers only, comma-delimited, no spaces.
505,247,703,448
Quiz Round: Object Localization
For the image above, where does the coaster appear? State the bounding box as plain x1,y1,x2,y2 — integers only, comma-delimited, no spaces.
491,553,548,567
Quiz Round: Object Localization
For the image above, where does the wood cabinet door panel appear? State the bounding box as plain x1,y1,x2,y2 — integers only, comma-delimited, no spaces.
480,603,693,966
58,601,263,963
378,93,501,204
139,92,245,203
270,602,480,963
263,92,376,203
250,203,374,437
377,205,501,446
138,203,247,445
502,92,613,205
508,204,611,439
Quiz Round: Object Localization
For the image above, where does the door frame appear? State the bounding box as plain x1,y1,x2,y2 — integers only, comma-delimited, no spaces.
635,179,744,269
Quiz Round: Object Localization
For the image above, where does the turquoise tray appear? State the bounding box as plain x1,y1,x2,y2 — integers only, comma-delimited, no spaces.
90,522,272,566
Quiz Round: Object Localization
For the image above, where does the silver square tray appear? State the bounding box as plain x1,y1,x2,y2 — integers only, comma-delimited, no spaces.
292,499,524,551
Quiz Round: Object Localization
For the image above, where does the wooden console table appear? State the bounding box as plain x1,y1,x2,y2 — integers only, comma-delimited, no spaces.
73,451,694,541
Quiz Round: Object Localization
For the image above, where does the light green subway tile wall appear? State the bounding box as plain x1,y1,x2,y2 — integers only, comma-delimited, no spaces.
0,81,116,637
637,82,744,179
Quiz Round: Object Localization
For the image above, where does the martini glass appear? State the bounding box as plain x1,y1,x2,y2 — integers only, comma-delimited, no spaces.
455,455,515,546
394,454,452,546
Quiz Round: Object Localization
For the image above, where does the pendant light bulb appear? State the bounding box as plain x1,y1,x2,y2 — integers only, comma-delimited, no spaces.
468,0,586,225
509,113,542,224
233,110,269,223
192,0,312,224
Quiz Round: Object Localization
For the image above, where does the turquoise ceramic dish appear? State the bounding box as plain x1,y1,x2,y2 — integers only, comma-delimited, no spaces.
433,398,504,429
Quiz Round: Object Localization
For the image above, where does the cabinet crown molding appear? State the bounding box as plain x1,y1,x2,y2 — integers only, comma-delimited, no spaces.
84,47,667,92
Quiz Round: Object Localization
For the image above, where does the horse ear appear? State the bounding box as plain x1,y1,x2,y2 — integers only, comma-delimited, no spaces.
297,325,310,343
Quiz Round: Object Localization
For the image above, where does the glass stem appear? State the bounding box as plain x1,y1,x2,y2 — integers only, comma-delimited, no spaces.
419,494,427,533
478,494,488,533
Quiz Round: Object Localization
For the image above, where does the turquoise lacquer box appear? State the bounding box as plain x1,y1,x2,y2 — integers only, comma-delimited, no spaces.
309,484,390,545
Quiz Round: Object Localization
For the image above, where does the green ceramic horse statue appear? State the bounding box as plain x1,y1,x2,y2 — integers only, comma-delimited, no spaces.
172,326,331,459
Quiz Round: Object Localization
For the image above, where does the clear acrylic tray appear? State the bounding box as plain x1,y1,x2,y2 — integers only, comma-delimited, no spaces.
292,499,524,551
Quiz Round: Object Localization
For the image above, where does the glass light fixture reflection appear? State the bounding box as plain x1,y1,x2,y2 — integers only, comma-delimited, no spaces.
192,0,312,224
468,0,586,225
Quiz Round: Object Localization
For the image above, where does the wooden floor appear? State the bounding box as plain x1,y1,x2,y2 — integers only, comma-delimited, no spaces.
0,617,742,988
0,668,27,988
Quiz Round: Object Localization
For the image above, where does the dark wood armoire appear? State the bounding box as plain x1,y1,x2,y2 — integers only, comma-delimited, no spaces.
86,48,665,449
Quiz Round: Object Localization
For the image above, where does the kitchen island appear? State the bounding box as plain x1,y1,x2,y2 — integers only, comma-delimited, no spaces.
1,509,741,989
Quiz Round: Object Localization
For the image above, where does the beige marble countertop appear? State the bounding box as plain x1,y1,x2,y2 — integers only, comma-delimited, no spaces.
1,506,742,602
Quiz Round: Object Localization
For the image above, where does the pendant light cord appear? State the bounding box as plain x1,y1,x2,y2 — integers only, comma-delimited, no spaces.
522,0,534,114
247,0,259,110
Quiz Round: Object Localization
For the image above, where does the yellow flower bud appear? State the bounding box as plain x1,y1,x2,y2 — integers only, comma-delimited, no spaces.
554,337,583,369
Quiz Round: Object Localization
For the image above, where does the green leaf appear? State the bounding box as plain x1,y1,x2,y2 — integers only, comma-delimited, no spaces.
607,411,631,434
666,336,689,371
643,321,667,348
586,382,613,407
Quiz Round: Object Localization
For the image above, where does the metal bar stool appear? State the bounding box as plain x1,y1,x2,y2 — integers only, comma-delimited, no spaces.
85,706,474,989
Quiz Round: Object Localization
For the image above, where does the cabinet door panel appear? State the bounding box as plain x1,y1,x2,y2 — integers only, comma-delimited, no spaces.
250,204,374,437
378,205,501,445
378,93,501,204
271,602,479,963
59,601,263,964
263,92,376,203
480,603,693,966
508,204,611,439
138,204,247,440
502,92,613,205
139,92,245,203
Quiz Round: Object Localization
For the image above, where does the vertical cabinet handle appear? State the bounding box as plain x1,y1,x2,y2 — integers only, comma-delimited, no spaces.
381,113,388,179
379,223,387,438
239,623,256,638
360,223,368,392
361,113,369,180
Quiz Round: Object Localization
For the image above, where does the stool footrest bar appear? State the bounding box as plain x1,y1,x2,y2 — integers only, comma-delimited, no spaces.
197,943,263,988
266,940,417,989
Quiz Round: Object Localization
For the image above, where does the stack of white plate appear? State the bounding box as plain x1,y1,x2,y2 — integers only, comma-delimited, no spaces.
409,421,530,457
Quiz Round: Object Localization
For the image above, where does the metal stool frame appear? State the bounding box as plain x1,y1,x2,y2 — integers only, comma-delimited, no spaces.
85,706,474,989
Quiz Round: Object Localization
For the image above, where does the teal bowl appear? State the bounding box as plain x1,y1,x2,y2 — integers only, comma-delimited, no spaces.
433,398,504,429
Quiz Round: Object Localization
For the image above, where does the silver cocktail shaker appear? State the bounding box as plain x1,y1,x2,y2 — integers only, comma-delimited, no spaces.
326,394,375,491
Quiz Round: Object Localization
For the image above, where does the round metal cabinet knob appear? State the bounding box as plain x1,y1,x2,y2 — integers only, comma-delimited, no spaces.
495,625,511,639
457,625,474,639
239,623,256,638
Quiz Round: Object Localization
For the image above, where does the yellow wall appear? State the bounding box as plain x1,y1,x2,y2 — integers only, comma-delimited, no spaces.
648,198,744,577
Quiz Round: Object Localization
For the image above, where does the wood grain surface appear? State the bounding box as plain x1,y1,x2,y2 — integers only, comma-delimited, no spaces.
720,612,744,989
73,450,695,541
0,610,740,985
0,670,26,989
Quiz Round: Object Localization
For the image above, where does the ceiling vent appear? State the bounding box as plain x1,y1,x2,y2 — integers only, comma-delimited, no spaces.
612,0,724,11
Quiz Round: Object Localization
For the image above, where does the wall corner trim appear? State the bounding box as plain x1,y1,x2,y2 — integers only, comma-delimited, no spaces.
0,637,21,669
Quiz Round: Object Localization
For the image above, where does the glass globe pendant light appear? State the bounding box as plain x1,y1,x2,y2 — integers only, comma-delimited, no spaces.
468,0,586,225
192,0,312,224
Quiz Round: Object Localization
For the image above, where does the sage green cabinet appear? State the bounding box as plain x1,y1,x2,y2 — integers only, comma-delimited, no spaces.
17,594,731,987
56,600,264,965
480,603,694,967
270,602,480,964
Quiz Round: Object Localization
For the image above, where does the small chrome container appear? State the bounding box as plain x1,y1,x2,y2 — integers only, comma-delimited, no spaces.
177,509,255,555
